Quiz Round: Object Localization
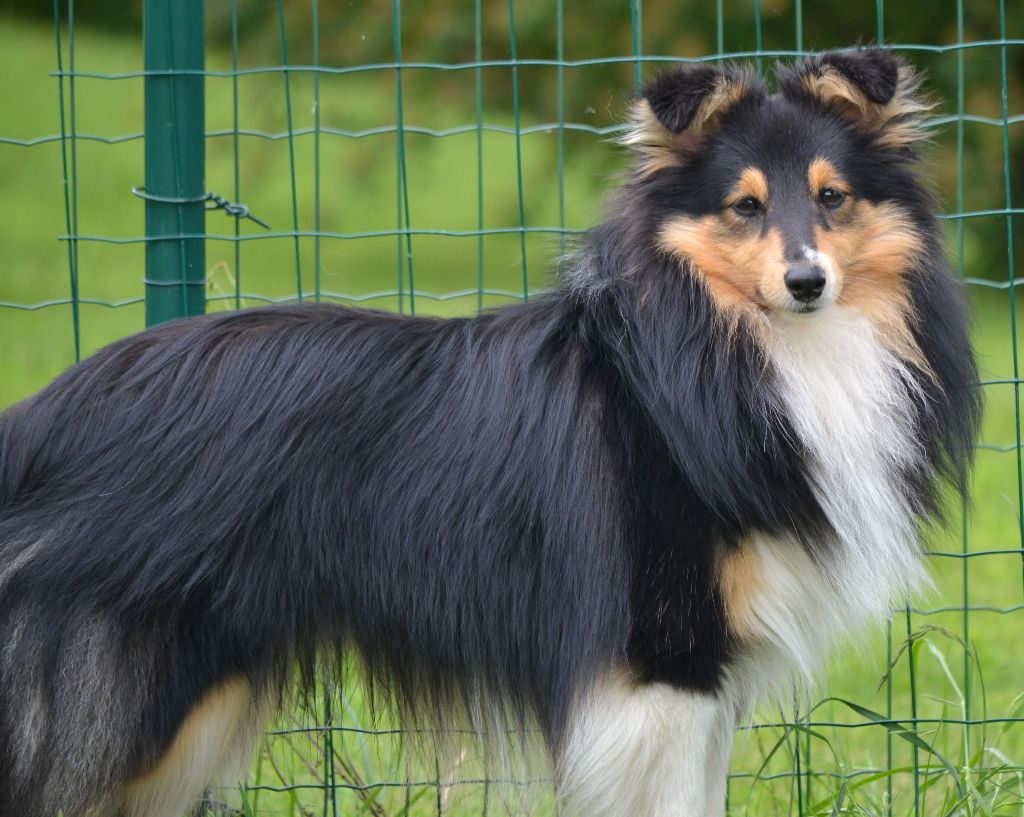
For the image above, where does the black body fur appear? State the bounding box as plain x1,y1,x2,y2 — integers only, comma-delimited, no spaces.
0,50,980,816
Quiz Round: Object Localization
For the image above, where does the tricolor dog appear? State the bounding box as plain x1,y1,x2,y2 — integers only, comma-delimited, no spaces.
0,50,979,816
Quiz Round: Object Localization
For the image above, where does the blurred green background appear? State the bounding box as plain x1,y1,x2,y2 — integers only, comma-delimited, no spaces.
0,1,1021,815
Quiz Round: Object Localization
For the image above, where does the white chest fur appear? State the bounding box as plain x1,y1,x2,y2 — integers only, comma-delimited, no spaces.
559,308,929,817
734,307,927,697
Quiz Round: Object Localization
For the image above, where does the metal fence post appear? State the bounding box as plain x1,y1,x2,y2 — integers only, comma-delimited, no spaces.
143,0,205,325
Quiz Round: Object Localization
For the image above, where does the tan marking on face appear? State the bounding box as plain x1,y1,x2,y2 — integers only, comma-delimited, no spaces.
807,157,848,198
718,540,762,640
122,677,261,815
818,200,930,372
659,173,928,370
658,215,788,320
731,167,769,206
802,64,933,149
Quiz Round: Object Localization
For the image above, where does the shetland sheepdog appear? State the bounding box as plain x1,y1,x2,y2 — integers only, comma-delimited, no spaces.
0,49,979,817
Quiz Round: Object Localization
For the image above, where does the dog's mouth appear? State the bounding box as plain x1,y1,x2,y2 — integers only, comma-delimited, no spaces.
792,303,823,315
779,281,839,315
763,298,831,317
756,287,829,316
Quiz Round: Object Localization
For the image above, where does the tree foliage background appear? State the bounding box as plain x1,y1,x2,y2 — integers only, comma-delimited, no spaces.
14,0,1018,284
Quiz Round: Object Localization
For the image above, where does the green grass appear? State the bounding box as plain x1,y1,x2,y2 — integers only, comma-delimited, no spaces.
2,14,1022,817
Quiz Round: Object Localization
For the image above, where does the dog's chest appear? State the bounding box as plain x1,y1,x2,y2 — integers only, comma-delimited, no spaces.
738,308,926,685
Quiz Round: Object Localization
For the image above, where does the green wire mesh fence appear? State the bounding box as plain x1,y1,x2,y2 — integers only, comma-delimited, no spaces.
0,0,1021,814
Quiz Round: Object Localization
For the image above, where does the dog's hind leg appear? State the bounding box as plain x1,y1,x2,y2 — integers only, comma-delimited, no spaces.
558,670,731,817
119,677,268,817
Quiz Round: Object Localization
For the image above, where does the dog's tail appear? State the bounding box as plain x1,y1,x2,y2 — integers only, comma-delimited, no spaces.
0,601,146,816
0,574,267,817
0,347,136,811
0,344,266,816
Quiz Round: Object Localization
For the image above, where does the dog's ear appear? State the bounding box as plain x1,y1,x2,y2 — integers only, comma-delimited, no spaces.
622,64,761,176
780,50,932,150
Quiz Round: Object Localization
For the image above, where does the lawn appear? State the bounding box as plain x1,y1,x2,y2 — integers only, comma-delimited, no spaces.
0,14,1021,817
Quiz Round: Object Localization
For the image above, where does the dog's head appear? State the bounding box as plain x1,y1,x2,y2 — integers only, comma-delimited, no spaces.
625,50,932,345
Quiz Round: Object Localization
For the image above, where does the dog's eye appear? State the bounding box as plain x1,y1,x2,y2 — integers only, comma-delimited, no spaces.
819,188,845,208
733,196,762,216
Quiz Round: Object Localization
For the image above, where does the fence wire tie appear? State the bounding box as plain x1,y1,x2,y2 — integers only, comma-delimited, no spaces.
131,186,271,229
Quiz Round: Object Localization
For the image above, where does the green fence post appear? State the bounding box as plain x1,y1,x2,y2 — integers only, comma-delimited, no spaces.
143,0,205,326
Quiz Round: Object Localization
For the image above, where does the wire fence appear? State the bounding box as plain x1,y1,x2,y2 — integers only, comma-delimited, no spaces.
0,0,1021,814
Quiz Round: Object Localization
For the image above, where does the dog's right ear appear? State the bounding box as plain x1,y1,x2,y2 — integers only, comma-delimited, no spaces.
622,64,761,177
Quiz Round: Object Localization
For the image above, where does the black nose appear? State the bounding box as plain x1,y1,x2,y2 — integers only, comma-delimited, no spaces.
784,265,826,303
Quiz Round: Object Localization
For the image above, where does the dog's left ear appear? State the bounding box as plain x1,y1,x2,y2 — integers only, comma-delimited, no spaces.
780,50,932,150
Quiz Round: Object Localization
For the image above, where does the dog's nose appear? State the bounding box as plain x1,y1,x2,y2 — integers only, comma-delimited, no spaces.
784,265,826,303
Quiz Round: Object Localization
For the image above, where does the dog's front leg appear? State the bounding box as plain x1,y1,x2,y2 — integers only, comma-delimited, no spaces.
703,696,737,817
559,672,732,816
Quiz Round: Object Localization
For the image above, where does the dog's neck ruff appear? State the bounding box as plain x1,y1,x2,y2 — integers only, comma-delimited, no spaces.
740,306,926,693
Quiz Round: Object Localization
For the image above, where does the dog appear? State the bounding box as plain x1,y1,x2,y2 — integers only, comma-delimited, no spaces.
0,49,980,817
